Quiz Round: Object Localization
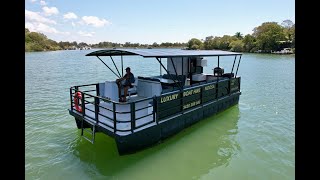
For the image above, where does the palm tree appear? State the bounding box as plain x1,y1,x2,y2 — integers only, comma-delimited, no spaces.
235,32,243,39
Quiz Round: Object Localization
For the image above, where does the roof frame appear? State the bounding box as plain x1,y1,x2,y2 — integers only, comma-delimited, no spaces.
86,48,242,58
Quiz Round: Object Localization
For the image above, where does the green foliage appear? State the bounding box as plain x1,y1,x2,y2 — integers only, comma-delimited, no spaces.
249,47,259,53
25,35,32,43
187,38,203,50
253,22,286,51
203,35,239,50
281,20,294,29
204,36,221,50
90,41,186,49
281,20,295,48
230,40,244,52
234,32,243,39
160,42,173,47
291,32,295,48
219,35,237,50
78,42,88,47
242,34,256,52
25,42,44,51
25,28,62,52
200,20,294,53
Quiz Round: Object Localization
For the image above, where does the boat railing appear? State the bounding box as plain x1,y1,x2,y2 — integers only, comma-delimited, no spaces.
70,83,155,133
154,77,241,120
69,76,241,134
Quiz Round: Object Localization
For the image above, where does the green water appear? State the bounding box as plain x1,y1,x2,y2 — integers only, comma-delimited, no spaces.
25,50,295,180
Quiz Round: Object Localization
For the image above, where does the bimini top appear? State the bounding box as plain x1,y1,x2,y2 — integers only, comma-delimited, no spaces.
86,48,242,58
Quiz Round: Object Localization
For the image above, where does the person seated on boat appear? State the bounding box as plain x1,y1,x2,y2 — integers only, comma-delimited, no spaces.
116,67,135,102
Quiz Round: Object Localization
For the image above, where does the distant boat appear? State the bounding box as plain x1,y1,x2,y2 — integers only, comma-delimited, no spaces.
271,48,293,54
78,46,92,50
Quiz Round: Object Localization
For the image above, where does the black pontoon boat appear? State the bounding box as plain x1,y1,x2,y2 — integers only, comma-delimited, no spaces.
68,49,242,155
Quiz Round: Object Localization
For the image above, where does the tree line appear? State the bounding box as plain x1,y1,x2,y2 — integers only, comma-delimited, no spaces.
25,28,187,52
25,28,92,51
25,28,62,51
187,20,295,53
25,19,294,53
91,41,187,49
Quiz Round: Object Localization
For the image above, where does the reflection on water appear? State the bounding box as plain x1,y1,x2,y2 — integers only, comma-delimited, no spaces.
71,105,240,179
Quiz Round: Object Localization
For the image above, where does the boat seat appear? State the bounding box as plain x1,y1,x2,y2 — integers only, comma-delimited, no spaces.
222,73,234,78
128,78,138,100
192,73,206,81
162,74,186,87
137,76,161,82
137,77,162,97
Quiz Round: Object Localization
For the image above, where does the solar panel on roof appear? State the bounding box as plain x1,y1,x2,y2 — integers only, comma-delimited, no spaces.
86,48,242,58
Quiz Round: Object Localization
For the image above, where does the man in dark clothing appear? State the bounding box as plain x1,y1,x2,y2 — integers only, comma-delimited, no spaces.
116,67,135,102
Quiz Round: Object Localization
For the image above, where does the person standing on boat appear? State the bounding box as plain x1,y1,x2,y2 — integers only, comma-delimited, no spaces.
116,67,135,102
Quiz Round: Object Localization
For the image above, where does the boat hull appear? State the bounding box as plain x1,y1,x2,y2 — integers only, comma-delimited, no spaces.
114,92,240,155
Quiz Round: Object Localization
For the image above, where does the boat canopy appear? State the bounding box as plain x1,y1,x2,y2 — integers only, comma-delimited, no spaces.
86,49,242,58
85,48,242,80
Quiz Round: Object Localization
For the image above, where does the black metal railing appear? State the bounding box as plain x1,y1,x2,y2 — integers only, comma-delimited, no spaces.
70,83,155,133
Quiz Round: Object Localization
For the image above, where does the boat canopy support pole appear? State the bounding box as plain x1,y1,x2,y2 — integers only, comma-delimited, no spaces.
156,57,182,90
235,55,242,77
109,56,121,77
217,56,220,83
121,53,123,76
187,57,191,82
160,58,162,76
182,57,184,77
170,58,178,77
96,56,121,78
231,55,237,74
170,57,183,89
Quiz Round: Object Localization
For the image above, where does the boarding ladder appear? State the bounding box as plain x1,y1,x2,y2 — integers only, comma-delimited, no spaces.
81,119,96,144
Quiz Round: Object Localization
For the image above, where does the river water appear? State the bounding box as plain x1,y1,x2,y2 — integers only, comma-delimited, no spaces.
25,50,295,180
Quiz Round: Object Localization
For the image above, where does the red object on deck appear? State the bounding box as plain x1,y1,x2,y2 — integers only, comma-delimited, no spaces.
74,92,82,113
